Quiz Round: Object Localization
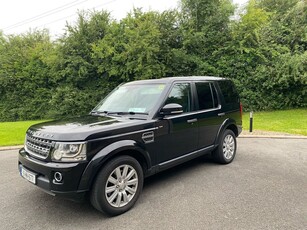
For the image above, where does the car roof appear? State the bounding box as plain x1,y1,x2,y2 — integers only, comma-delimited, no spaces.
125,76,226,85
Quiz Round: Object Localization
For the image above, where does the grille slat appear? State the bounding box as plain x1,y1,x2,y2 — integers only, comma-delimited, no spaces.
142,131,154,143
25,134,53,159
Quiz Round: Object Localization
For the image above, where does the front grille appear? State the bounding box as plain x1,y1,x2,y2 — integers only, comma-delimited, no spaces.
25,134,53,159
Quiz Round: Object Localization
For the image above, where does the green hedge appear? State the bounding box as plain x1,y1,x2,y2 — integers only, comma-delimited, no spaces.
0,0,306,121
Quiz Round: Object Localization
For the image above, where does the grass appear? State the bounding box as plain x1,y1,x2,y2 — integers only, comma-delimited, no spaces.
0,120,47,146
0,109,306,147
242,109,307,136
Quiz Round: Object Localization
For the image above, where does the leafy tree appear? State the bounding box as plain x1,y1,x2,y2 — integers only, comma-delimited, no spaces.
257,0,300,15
49,10,112,118
92,9,166,83
257,52,307,109
0,1,306,121
214,0,307,110
0,30,55,121
259,0,306,53
179,0,235,75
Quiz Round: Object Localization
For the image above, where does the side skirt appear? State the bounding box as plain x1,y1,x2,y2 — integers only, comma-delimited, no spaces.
156,145,216,172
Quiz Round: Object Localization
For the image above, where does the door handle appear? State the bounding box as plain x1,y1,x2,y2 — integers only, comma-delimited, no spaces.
218,113,225,117
187,118,197,124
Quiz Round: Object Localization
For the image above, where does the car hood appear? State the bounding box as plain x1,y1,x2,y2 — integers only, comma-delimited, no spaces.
27,115,153,141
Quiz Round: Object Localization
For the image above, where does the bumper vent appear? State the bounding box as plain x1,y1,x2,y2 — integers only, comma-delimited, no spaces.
25,134,53,159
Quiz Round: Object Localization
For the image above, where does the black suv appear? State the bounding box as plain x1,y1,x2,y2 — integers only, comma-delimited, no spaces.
18,76,242,216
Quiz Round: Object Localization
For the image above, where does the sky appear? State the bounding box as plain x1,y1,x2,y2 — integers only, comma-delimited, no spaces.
0,0,248,38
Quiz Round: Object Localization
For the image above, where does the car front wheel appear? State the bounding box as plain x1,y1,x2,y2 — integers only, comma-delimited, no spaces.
90,155,144,216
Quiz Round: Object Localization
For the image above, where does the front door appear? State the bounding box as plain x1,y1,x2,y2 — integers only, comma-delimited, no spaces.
155,82,198,164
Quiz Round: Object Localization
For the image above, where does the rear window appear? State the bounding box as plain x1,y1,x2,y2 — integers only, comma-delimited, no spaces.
218,80,239,104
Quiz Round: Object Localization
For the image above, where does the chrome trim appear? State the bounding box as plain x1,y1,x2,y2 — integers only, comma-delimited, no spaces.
187,118,197,124
163,105,222,119
159,145,214,167
25,134,53,159
142,131,154,143
87,127,158,142
25,146,47,160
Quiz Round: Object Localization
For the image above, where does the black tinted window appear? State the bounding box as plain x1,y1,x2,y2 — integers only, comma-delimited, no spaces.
218,80,239,104
195,83,218,110
165,83,191,112
196,83,215,110
212,84,219,108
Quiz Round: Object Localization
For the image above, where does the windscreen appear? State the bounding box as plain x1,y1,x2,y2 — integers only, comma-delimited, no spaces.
94,84,166,114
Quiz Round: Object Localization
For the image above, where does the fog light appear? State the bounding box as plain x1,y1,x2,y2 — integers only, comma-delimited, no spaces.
54,172,63,183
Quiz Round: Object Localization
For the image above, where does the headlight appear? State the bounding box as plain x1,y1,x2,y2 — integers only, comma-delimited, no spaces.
51,142,87,162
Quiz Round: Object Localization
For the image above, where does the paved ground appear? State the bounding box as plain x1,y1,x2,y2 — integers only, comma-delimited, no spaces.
0,138,306,230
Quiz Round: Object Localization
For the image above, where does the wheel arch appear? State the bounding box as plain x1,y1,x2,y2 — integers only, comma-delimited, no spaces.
226,124,239,137
78,140,151,191
214,119,239,146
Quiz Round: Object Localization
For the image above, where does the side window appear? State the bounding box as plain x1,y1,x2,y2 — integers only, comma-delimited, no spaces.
195,82,218,110
165,83,192,113
218,80,239,104
212,84,219,108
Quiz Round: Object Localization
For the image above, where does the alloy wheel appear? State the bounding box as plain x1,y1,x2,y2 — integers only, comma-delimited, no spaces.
105,164,138,208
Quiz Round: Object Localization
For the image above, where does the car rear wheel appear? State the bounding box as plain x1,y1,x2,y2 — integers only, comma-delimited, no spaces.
212,129,237,164
90,155,144,216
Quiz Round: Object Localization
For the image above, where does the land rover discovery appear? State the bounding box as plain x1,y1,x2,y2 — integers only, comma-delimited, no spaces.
18,76,242,216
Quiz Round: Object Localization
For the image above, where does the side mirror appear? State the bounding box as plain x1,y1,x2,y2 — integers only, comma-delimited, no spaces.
160,103,183,115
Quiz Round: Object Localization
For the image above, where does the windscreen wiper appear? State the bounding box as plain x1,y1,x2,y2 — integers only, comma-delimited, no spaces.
107,111,148,115
91,111,148,116
90,111,109,116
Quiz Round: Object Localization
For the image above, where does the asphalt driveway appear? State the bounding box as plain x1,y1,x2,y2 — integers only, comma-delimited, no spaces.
0,138,306,230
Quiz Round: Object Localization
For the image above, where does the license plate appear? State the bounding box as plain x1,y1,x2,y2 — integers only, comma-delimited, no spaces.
20,166,36,184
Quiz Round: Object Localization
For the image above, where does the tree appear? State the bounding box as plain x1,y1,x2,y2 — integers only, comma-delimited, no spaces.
49,10,112,118
0,1,306,121
217,0,307,110
0,30,55,121
92,9,166,83
259,0,307,53
178,0,235,75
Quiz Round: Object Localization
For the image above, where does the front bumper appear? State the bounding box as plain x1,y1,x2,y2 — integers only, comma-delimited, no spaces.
18,148,89,201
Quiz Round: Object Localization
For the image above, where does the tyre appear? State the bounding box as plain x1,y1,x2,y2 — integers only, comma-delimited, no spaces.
90,155,144,216
212,129,237,164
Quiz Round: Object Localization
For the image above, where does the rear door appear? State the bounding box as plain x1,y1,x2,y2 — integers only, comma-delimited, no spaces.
193,81,224,148
217,80,242,127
